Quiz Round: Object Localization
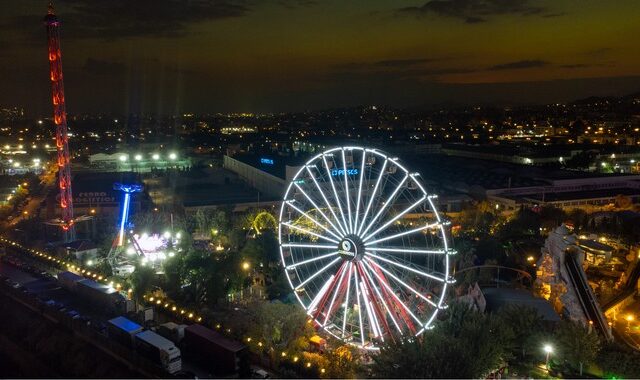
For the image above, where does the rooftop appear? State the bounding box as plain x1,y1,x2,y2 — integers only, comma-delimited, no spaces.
523,187,640,202
185,324,246,353
108,316,143,333
232,153,308,179
482,288,561,322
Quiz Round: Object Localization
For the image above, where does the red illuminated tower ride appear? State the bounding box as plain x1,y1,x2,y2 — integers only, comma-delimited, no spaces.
45,4,75,241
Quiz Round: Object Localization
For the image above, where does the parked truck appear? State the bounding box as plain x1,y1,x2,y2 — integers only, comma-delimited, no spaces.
158,322,186,344
107,316,144,347
57,271,84,290
57,271,130,314
184,324,248,374
134,330,182,374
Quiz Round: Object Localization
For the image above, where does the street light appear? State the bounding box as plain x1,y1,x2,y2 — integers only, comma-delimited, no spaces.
543,344,553,369
242,262,250,271
626,314,634,330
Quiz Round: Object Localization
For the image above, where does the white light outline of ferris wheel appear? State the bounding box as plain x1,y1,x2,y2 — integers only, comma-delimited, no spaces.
278,146,455,349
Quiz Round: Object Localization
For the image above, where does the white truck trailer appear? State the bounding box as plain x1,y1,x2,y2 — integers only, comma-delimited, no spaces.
134,330,182,374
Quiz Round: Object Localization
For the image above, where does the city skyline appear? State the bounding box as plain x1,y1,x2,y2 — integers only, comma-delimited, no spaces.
1,0,639,115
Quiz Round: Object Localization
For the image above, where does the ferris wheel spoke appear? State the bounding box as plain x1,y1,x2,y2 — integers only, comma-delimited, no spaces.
305,166,348,236
365,252,445,283
322,262,350,326
361,259,423,328
353,267,366,346
286,201,342,241
359,262,403,335
353,150,367,234
282,222,340,244
358,276,379,340
364,222,440,246
293,183,345,238
282,243,337,249
306,273,335,314
322,154,350,235
356,158,388,236
342,263,353,338
362,194,426,243
340,149,354,233
356,263,384,340
365,247,447,255
359,173,409,239
295,257,341,290
285,251,339,270
365,256,438,308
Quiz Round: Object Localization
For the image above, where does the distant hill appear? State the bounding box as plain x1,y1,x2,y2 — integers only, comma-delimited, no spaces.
571,90,640,105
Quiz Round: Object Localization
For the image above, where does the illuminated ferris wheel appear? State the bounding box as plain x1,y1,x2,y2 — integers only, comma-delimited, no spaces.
278,147,455,349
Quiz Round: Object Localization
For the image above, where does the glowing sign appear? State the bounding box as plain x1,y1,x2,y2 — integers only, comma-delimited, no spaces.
331,169,359,176
260,158,274,165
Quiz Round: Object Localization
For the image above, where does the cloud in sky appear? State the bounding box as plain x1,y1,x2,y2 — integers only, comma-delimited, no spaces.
58,0,249,39
397,0,556,23
488,59,549,71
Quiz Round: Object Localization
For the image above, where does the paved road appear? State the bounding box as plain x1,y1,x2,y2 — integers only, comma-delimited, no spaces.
3,162,56,229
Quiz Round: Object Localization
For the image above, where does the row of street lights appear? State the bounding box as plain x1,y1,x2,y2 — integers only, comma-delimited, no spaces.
118,152,178,162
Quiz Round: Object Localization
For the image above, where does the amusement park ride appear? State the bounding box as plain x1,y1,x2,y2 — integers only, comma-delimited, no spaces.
278,146,456,350
44,4,86,242
106,182,181,276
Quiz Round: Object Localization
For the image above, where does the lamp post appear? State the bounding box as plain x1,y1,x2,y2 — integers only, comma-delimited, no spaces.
543,344,553,370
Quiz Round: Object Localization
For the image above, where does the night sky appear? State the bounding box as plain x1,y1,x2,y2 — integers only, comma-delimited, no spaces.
1,0,639,115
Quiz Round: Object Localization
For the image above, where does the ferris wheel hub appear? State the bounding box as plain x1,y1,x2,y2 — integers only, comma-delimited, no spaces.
338,235,365,262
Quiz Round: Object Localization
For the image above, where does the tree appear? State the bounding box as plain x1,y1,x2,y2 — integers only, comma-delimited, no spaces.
554,320,601,376
459,201,499,236
129,264,156,302
567,208,587,231
161,251,185,298
245,301,314,353
474,238,505,263
498,208,541,239
266,266,290,300
240,239,266,265
497,305,544,360
539,205,567,231
322,345,358,379
371,303,512,379
597,343,640,379
180,250,211,304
